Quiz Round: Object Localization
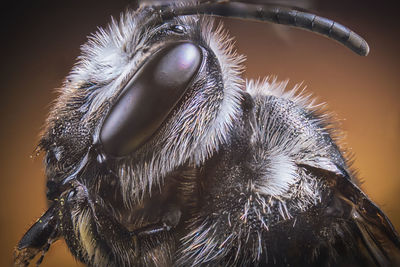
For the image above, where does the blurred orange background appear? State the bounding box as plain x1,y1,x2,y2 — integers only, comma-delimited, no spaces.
1,0,399,266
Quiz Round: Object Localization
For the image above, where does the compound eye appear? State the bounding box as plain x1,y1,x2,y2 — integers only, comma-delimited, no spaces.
100,42,202,157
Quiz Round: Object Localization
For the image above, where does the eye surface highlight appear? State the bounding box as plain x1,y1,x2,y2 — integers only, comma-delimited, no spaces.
100,42,202,157
170,24,185,34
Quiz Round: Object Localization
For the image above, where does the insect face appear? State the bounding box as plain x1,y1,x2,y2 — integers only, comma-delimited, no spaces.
14,1,400,267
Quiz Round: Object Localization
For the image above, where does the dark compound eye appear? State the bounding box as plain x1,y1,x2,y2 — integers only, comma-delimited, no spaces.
100,42,202,157
170,24,185,34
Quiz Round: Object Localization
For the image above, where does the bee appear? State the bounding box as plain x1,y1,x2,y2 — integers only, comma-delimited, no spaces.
14,0,400,266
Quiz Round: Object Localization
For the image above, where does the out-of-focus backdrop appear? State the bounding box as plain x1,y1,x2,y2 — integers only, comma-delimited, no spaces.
1,0,399,266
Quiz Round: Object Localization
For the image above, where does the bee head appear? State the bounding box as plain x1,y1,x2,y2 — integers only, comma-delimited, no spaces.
41,3,244,205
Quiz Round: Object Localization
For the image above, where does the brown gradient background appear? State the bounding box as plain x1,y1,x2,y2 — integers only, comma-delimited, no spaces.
1,0,399,266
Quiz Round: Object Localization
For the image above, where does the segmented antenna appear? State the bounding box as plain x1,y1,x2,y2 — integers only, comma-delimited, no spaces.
155,1,369,56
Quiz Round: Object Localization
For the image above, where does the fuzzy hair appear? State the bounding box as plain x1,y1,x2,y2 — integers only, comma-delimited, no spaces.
176,78,352,266
246,77,349,175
